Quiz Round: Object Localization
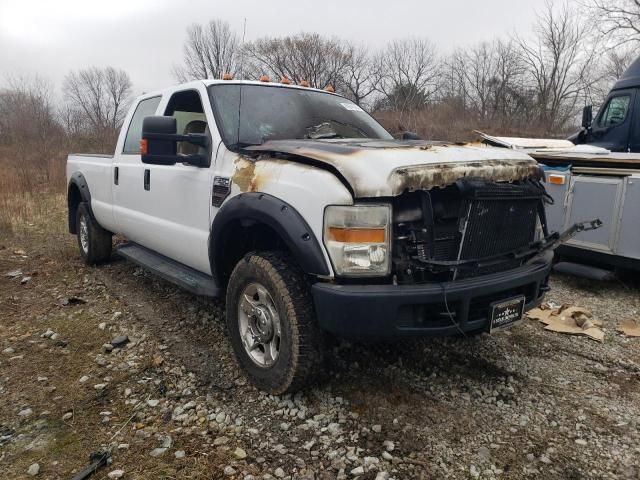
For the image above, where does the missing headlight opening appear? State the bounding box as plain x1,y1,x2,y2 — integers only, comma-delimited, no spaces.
391,178,551,284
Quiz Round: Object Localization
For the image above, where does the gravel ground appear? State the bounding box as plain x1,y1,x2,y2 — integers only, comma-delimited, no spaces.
1,238,639,479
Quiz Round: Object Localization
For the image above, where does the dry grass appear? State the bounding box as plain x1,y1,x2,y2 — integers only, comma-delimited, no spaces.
375,107,576,142
0,146,67,241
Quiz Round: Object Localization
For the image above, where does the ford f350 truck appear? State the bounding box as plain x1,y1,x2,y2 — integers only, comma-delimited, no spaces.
67,79,595,393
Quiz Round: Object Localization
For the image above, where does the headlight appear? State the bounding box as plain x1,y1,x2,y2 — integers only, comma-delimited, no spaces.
323,205,391,276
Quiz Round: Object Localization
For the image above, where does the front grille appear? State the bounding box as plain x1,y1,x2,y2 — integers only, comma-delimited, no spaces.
392,178,546,283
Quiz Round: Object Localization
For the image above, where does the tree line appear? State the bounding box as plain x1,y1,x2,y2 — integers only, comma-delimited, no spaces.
173,1,638,136
0,0,638,169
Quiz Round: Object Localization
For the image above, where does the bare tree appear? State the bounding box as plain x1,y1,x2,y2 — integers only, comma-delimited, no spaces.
443,39,528,130
62,66,132,148
244,33,351,90
0,76,59,147
586,46,636,105
515,1,599,131
583,0,640,46
173,20,239,81
375,38,441,111
340,44,379,108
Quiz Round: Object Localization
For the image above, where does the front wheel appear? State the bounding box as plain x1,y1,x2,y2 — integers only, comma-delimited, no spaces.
225,252,323,394
76,202,112,265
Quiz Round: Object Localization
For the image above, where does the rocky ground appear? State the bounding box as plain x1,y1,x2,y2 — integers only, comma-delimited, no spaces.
1,214,639,479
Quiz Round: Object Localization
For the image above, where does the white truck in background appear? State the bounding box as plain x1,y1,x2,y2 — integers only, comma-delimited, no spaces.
66,78,594,393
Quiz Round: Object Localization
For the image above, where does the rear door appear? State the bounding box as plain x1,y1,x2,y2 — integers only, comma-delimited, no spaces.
112,95,162,239
589,89,635,151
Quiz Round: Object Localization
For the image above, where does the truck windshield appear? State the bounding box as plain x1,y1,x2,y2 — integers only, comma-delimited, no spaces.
208,84,392,149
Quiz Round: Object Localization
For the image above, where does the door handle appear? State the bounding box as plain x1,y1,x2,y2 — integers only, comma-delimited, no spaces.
144,169,150,191
114,166,119,185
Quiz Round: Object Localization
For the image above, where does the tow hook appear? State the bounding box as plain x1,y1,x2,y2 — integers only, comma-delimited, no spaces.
526,218,602,265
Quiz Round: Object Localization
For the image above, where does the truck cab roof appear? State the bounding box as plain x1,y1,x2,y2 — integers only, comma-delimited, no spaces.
141,79,341,101
613,56,640,91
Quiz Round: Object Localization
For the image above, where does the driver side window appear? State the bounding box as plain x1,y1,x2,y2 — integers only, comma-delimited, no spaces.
164,90,208,155
598,95,631,128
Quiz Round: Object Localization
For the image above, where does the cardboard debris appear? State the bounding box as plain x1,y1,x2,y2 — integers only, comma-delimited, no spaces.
527,304,604,342
617,318,640,337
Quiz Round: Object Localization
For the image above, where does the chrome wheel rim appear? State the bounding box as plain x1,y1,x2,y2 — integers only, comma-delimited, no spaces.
238,282,281,368
79,215,89,254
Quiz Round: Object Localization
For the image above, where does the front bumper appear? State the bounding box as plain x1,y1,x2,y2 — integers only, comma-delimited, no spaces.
311,251,552,337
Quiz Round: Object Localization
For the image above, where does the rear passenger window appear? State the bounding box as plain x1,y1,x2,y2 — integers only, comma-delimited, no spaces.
598,95,631,128
122,96,161,154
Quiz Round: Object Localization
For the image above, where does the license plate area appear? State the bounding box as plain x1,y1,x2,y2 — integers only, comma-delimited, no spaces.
489,295,525,332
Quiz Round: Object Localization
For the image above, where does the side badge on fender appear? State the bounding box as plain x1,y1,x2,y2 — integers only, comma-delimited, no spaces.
212,177,231,207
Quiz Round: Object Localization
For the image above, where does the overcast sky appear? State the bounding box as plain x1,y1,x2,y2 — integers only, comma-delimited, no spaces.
0,0,544,95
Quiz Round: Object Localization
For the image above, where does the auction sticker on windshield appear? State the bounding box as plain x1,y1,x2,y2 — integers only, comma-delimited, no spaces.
340,102,365,112
489,296,525,332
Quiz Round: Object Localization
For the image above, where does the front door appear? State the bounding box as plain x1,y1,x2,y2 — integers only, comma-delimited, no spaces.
137,87,217,274
628,88,640,153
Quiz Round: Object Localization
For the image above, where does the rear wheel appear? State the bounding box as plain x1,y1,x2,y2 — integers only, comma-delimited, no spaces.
226,251,323,394
76,202,112,265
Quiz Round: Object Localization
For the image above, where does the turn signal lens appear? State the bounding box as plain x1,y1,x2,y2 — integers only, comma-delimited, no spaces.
328,227,385,243
140,138,148,155
548,174,566,185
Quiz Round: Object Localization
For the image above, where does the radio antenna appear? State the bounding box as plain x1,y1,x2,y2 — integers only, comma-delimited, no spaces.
236,17,247,148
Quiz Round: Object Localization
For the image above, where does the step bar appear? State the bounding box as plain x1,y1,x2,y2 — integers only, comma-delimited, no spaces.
116,242,220,298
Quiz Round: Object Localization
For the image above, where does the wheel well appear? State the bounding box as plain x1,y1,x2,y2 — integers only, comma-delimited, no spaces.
68,183,82,234
215,220,292,286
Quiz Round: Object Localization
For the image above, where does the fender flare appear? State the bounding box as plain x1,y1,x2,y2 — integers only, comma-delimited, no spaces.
67,172,94,234
209,192,330,284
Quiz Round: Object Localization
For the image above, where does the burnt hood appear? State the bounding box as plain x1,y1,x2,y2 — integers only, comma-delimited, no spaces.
245,139,541,198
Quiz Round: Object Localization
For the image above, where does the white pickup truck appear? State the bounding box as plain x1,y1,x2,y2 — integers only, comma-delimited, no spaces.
67,79,592,394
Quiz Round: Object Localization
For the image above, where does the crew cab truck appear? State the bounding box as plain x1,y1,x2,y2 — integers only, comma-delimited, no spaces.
67,79,584,394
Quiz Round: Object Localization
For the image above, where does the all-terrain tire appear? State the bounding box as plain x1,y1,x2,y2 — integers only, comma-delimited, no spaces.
76,202,112,265
226,251,324,394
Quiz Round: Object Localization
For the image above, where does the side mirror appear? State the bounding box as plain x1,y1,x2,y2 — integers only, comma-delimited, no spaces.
401,131,422,140
141,116,210,167
581,105,593,130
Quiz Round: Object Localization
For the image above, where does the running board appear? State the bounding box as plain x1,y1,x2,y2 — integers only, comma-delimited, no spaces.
116,243,220,298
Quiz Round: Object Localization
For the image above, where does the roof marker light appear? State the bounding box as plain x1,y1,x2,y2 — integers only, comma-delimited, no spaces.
324,84,335,93
259,74,270,82
222,73,233,80
299,80,310,87
281,76,291,84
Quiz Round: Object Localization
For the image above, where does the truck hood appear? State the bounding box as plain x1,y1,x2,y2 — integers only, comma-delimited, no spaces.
245,139,541,198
